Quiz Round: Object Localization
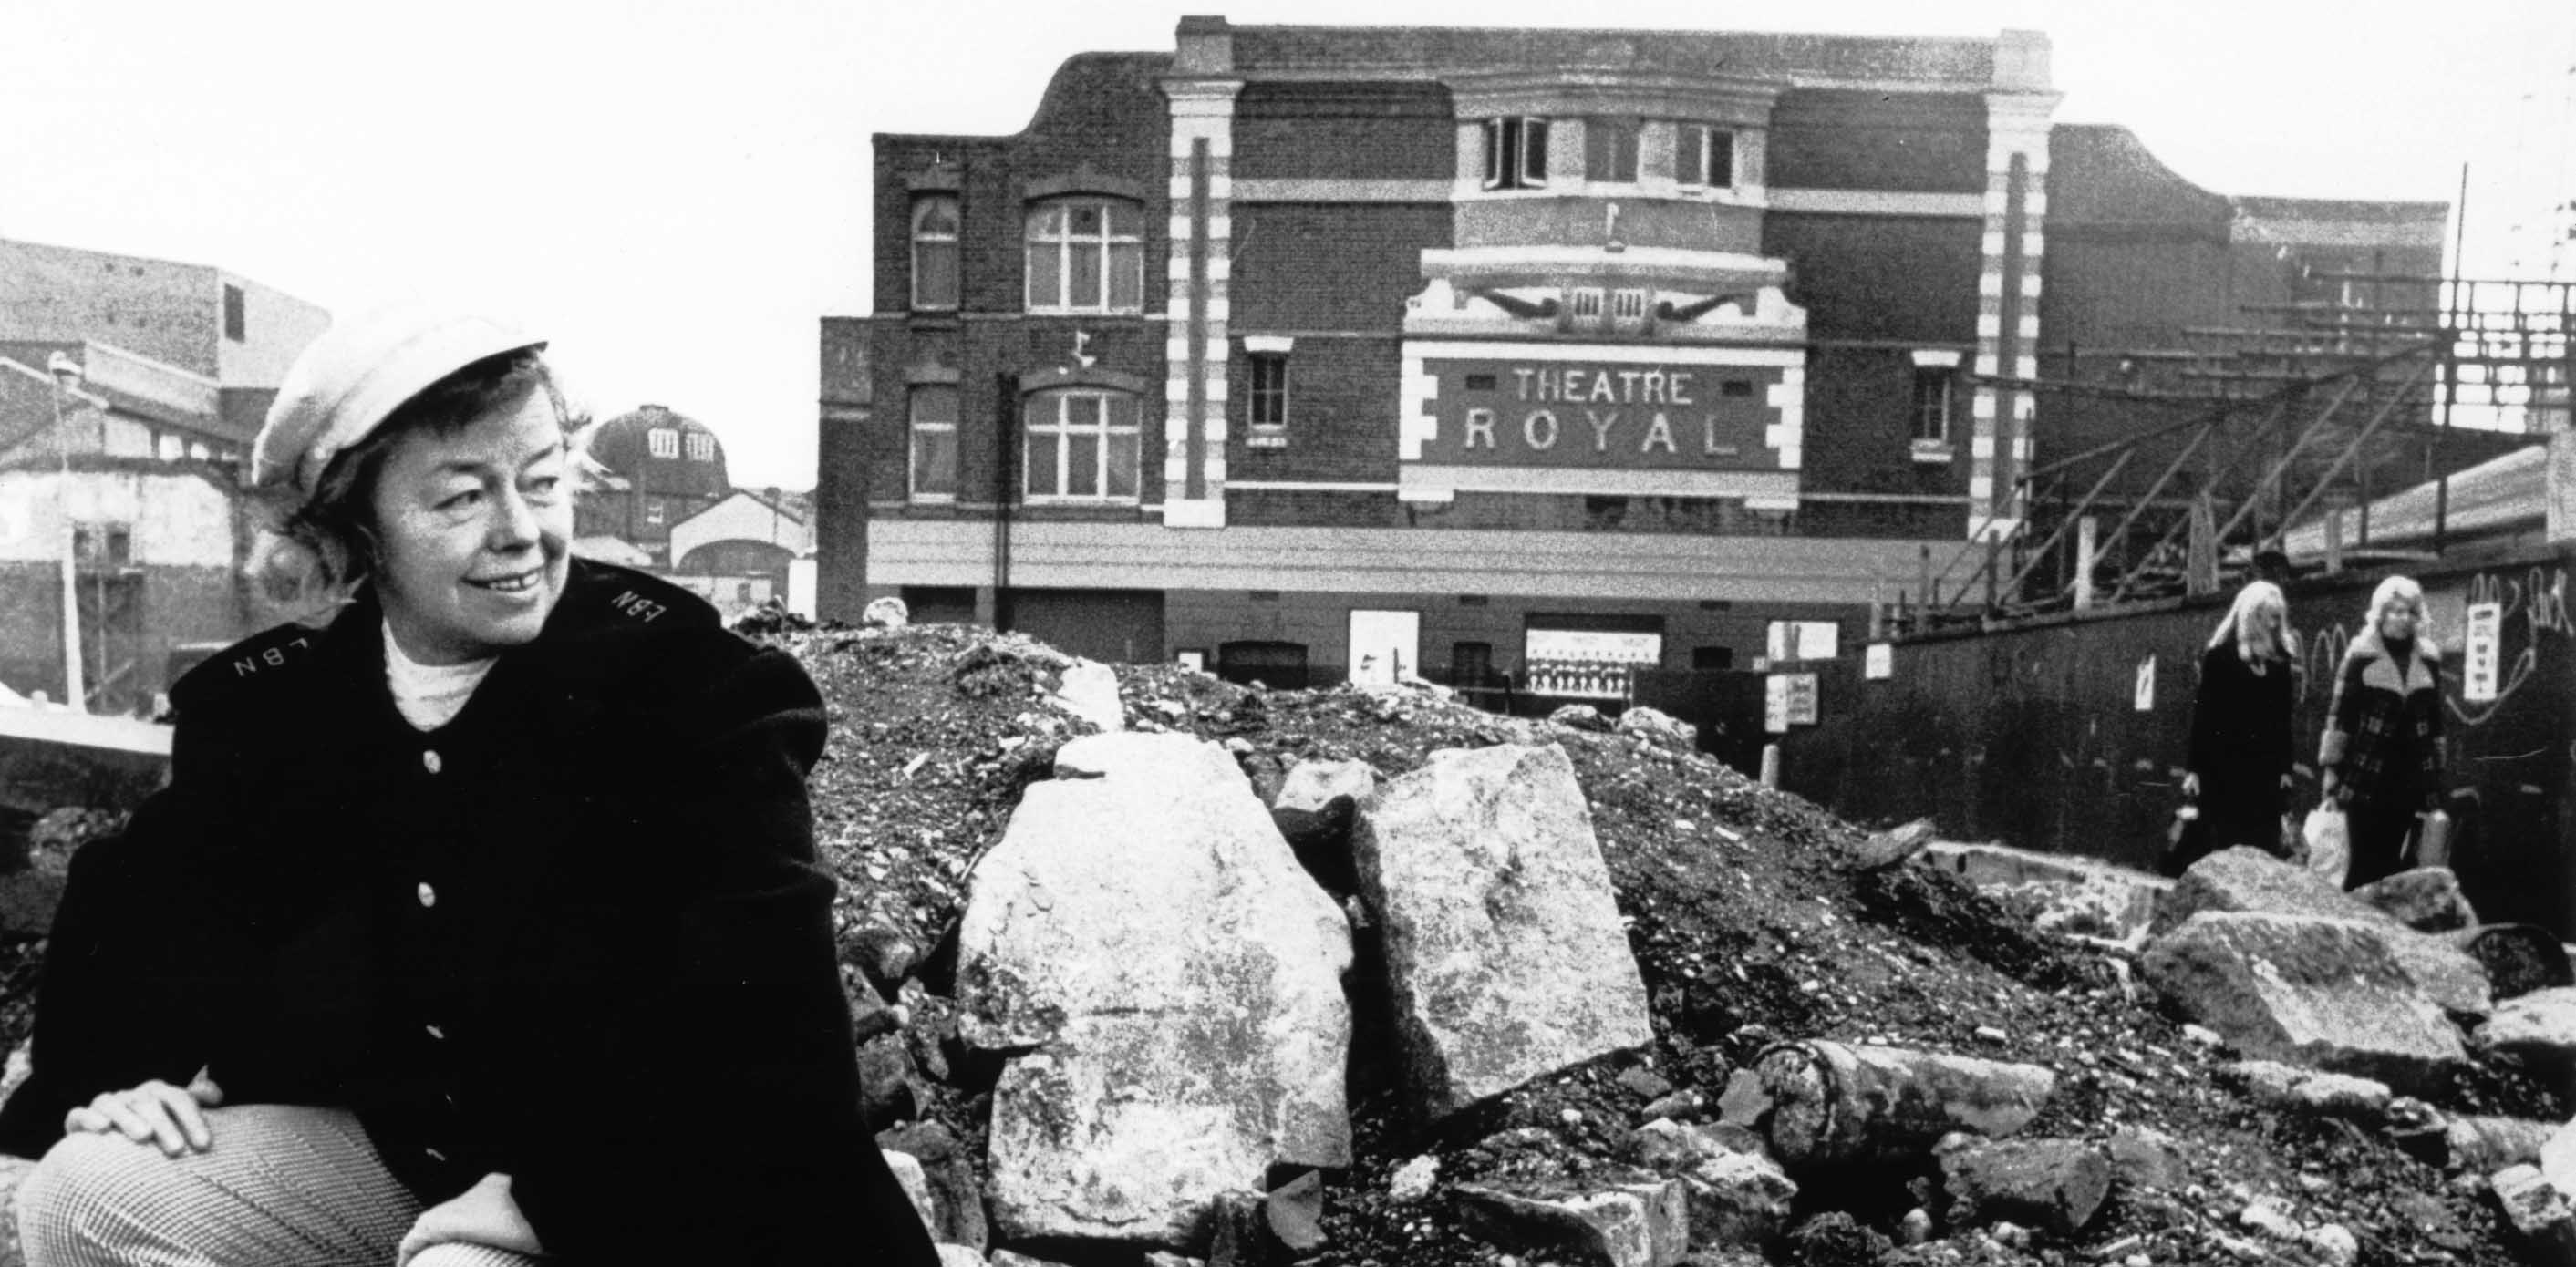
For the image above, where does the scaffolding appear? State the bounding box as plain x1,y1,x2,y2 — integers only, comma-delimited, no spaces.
1901,273,2576,628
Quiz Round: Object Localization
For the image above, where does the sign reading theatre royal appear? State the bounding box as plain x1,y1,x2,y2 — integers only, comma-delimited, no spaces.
1397,342,1806,509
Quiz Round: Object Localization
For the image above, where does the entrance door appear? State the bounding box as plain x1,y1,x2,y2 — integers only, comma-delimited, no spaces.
1347,609,1421,687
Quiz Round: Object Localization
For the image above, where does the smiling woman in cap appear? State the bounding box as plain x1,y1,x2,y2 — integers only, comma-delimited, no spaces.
1,307,939,1266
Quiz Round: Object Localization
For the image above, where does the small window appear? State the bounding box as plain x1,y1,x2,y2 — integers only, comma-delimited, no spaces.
1569,288,1605,320
1692,646,1736,671
1247,352,1289,428
736,582,755,603
1677,125,1737,191
1611,289,1650,322
1023,389,1141,501
1464,374,1496,391
222,284,245,342
1912,366,1955,445
912,197,960,311
73,522,133,568
1584,119,1640,184
1722,380,1755,397
644,499,667,527
647,427,679,459
684,432,715,462
1481,116,1550,191
909,386,959,500
1025,199,1145,314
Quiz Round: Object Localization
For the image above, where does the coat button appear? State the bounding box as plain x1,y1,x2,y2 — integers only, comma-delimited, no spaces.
422,749,442,774
426,1024,446,1041
417,881,438,909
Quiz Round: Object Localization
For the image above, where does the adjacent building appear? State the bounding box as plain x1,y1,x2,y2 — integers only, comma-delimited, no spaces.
577,404,733,568
821,17,2473,687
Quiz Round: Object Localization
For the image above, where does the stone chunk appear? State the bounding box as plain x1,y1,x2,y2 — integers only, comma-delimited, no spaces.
2456,924,2576,1000
1455,1179,1691,1267
2140,912,2471,1093
1938,1138,2113,1239
863,596,909,628
1547,704,1612,732
2216,1061,2392,1124
1623,1119,1796,1250
2105,1128,2188,1192
1613,705,1696,751
1751,1041,2056,1170
1,1154,35,1267
2446,1116,2558,1174
1350,743,1653,1124
960,731,1352,1248
2493,1165,2576,1266
1265,1170,1327,1254
1268,758,1380,892
1048,659,1124,732
2480,986,2576,1090
2354,868,2476,932
1840,819,1937,874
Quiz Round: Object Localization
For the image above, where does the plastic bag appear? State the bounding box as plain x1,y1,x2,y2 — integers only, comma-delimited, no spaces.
2160,803,2209,878
2416,809,2453,869
2303,803,2350,883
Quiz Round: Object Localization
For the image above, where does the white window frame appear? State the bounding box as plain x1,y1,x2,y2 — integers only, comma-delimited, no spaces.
684,432,715,462
1247,351,1289,429
1569,288,1605,321
1584,118,1640,185
911,196,961,312
1024,199,1145,314
647,427,678,459
1022,389,1141,502
1910,349,1961,450
908,385,959,500
1611,288,1650,322
1678,123,1738,191
1481,116,1550,191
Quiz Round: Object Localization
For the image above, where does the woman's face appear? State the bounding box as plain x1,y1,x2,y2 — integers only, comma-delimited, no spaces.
369,390,572,664
2377,598,2420,643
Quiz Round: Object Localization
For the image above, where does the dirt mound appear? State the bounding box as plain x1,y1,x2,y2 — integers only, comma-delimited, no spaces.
764,622,2561,1266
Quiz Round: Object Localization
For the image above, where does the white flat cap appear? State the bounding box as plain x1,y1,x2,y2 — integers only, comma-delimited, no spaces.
252,304,546,497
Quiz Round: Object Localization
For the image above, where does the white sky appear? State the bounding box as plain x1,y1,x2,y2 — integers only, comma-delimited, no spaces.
5,0,2570,490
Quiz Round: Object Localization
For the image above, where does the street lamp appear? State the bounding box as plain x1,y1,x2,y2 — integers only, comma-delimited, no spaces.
47,351,88,715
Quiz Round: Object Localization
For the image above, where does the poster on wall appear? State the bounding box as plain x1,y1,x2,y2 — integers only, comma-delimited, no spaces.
1524,628,1662,700
2134,655,2156,712
1865,643,1893,681
1786,674,1819,725
1766,621,1840,663
2464,602,2503,703
1764,675,1791,734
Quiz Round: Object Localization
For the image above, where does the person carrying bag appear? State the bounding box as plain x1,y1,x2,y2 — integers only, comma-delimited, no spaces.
2318,576,2446,891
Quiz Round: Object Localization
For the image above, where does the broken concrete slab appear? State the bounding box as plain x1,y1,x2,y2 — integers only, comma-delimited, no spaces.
1351,743,1654,1125
1048,659,1125,732
2476,986,2576,1087
1613,705,1696,752
1839,819,1936,873
2355,868,2477,932
2141,911,2473,1093
2216,1060,2393,1124
960,731,1352,1248
1454,1179,1691,1267
1624,1119,1796,1250
2456,925,2576,1001
1267,758,1379,893
2151,850,2491,1017
2492,1165,2576,1266
2447,1116,2559,1175
1937,1137,2113,1239
1744,1041,2055,1171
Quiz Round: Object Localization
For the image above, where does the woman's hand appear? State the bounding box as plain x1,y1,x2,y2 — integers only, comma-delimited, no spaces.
2180,772,2201,798
64,1070,223,1157
396,1171,543,1267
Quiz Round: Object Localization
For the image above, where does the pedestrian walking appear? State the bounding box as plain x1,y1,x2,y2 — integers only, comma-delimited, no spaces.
0,306,939,1266
2319,575,2446,891
2176,581,2296,872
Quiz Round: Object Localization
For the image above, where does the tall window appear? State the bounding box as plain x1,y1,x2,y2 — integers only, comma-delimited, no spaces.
1585,119,1640,184
1247,352,1289,429
911,197,960,311
1025,200,1144,314
222,284,246,342
1023,389,1140,500
909,386,958,500
684,432,715,462
1481,116,1549,190
647,427,679,458
1677,124,1737,191
1912,361,1958,445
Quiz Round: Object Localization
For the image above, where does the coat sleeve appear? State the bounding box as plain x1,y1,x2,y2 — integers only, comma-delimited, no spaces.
502,640,938,1265
2186,646,2226,776
2320,649,2366,769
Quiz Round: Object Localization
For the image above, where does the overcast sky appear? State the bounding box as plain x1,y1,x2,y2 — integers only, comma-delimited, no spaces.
5,0,2569,489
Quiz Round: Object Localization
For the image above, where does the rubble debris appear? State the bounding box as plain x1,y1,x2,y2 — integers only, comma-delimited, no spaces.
1936,1136,2113,1239
1742,1041,2056,1170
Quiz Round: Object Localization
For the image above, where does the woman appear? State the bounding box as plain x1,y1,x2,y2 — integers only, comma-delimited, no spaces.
0,307,939,1266
2320,575,2446,891
2178,581,2297,872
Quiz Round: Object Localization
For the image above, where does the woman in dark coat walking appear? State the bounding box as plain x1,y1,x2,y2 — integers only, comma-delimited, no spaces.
2178,580,2297,871
2321,575,2446,891
1,307,939,1266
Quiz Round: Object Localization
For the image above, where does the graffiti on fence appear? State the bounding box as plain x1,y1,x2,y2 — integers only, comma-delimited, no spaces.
2450,566,2574,726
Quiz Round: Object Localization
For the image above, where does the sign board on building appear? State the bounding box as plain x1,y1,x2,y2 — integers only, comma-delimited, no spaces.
1786,673,1819,725
1865,643,1892,681
1413,357,1788,471
1766,621,1839,663
1524,629,1662,701
2134,656,2156,713
1764,674,1791,734
2464,602,2503,703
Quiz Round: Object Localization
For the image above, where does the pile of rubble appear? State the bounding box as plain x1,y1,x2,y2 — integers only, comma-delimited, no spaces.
6,609,2576,1267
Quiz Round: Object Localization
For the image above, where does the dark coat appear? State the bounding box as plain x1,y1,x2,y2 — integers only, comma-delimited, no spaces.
0,561,938,1266
2320,627,2445,814
2184,641,2297,855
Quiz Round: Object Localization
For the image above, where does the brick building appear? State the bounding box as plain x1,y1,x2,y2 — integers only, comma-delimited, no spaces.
821,17,2462,691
